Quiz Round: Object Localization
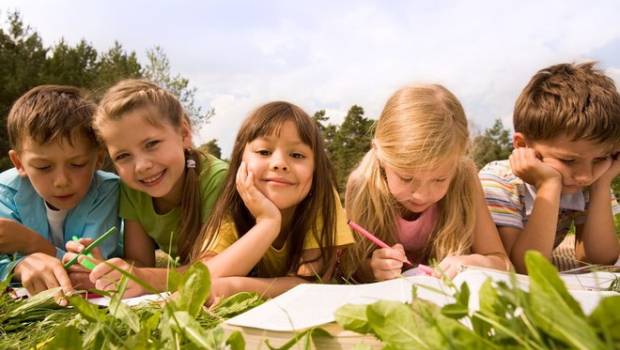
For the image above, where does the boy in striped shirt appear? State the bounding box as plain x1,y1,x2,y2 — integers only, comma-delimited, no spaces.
479,63,620,273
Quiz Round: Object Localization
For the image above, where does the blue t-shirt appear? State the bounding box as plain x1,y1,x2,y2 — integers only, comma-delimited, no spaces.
0,168,123,280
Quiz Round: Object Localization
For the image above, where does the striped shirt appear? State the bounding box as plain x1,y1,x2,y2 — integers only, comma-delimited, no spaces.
479,160,620,248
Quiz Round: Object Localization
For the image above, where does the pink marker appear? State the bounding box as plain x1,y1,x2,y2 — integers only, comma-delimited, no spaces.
347,220,414,267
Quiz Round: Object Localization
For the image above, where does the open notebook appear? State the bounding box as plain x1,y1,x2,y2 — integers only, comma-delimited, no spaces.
225,267,618,333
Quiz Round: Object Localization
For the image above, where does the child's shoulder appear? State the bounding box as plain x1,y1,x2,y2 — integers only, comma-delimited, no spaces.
201,154,228,174
479,159,520,182
0,168,21,189
92,170,120,189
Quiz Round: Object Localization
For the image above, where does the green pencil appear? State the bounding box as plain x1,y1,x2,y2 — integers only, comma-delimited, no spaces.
63,226,117,269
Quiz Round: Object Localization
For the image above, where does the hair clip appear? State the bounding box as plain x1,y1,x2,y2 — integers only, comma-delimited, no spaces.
186,159,197,169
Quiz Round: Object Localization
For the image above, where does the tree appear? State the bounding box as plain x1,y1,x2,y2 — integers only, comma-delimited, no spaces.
312,110,337,157
0,12,48,170
94,41,142,92
0,12,200,171
142,46,213,129
470,119,513,169
329,105,374,195
198,139,222,159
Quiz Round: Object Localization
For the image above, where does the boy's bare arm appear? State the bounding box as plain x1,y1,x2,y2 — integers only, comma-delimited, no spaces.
577,170,620,264
507,182,562,273
0,218,56,256
508,148,563,273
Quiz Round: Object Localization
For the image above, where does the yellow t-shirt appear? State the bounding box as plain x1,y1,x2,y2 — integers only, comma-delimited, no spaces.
206,198,355,277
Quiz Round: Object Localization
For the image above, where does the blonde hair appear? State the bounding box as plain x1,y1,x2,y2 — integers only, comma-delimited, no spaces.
95,79,207,263
343,84,478,278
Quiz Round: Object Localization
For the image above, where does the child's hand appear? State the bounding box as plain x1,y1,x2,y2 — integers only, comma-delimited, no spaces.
236,161,281,223
510,148,562,188
65,238,104,260
595,151,620,186
61,250,96,290
14,253,74,305
89,258,147,298
370,243,406,281
434,255,470,279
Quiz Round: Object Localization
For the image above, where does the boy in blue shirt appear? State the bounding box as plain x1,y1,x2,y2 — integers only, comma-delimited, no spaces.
0,85,122,297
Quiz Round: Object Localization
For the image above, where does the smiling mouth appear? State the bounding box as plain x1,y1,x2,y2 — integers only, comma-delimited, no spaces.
264,178,295,186
140,170,165,185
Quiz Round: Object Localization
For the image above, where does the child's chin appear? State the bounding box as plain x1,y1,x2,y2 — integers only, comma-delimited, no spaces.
562,185,583,194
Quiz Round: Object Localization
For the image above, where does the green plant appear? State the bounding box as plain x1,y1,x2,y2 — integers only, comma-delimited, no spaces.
0,262,263,349
335,251,620,349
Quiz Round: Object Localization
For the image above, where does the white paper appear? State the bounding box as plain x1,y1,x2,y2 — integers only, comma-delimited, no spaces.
226,276,453,332
225,268,619,332
87,292,170,307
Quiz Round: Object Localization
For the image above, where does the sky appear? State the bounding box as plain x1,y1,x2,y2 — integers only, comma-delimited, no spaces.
2,0,620,156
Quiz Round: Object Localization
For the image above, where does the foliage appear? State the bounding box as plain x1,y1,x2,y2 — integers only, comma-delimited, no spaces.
0,262,263,349
471,118,513,169
336,251,620,349
142,46,214,129
313,106,373,197
0,12,208,172
197,139,223,159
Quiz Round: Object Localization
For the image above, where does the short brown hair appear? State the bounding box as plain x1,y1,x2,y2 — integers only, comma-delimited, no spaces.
7,85,98,151
514,62,620,143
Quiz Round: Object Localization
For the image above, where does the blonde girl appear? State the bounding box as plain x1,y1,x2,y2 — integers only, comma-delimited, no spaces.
194,101,354,300
343,84,510,282
65,79,227,296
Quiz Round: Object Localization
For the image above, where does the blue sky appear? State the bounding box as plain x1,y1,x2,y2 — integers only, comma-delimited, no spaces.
2,0,620,155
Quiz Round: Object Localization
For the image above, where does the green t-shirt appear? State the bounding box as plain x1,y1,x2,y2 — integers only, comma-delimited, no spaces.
120,154,228,258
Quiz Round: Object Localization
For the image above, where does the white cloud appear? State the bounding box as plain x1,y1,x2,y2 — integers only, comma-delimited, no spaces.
3,0,620,157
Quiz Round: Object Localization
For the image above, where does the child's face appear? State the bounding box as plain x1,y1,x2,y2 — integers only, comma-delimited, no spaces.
99,108,192,204
383,158,456,215
525,135,614,193
9,135,101,210
242,121,314,211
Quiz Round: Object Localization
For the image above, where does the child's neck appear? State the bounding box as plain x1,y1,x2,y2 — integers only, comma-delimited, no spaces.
272,207,294,250
153,169,187,214
398,203,422,221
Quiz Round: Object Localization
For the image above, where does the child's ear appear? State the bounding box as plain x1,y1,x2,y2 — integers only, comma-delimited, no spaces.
8,150,27,177
180,118,193,148
95,148,106,169
512,132,528,149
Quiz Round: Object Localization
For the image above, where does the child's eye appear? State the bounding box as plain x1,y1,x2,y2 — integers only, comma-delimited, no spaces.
399,176,412,182
257,149,271,156
593,156,610,163
290,152,306,159
34,165,51,171
559,159,575,164
114,153,129,162
145,140,160,149
71,162,88,168
434,178,447,183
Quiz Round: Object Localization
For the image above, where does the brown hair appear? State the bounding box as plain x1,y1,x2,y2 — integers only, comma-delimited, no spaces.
514,62,620,143
95,79,205,262
192,101,338,276
7,85,98,151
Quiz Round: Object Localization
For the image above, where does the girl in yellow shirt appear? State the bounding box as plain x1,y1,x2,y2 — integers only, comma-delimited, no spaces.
193,101,354,300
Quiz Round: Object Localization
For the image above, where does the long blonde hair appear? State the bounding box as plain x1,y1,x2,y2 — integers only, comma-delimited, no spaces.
343,84,478,277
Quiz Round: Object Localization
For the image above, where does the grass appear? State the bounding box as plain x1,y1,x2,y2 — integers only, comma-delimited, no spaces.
1,252,619,349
